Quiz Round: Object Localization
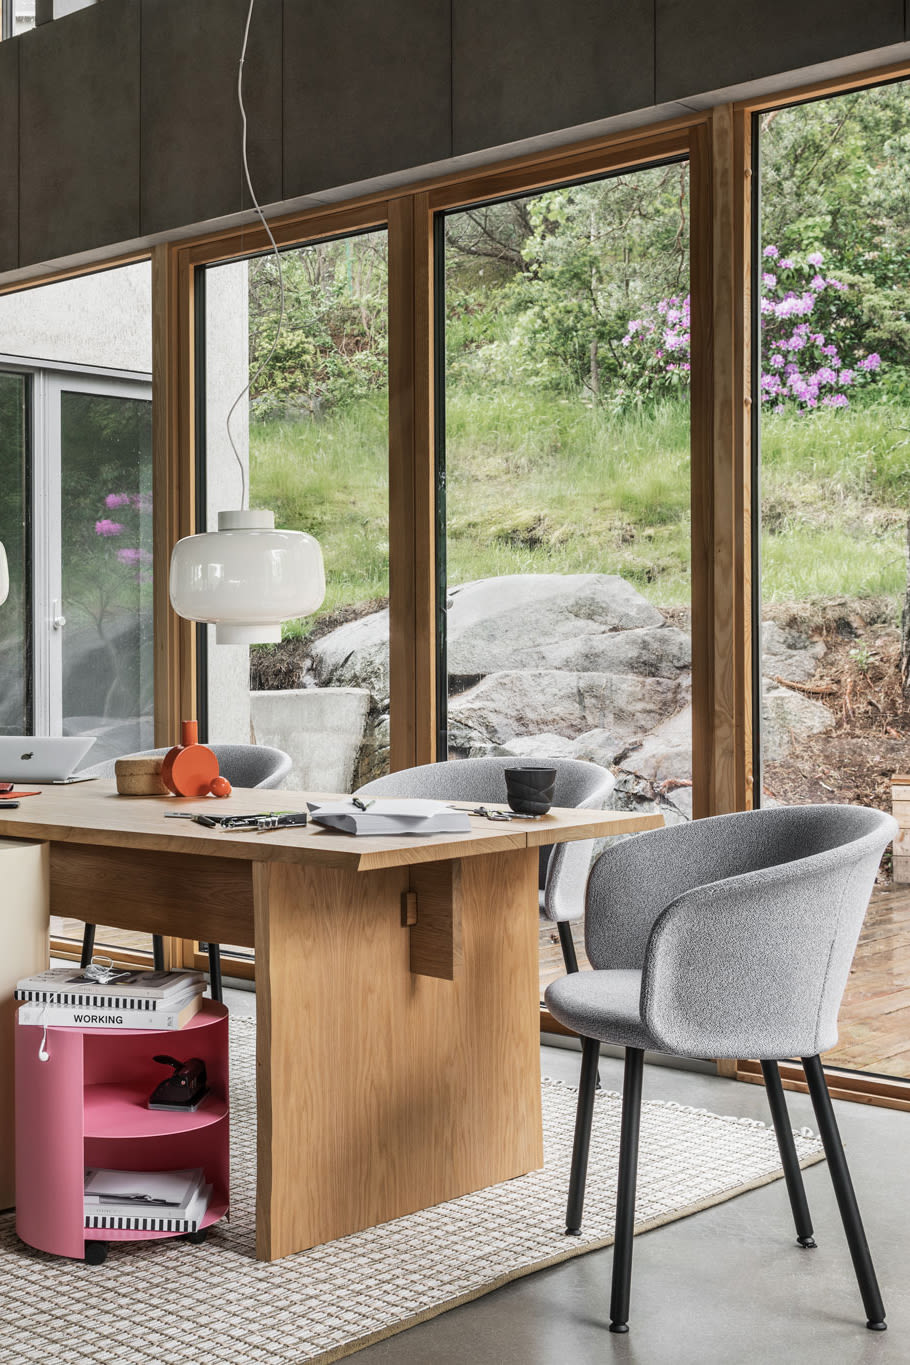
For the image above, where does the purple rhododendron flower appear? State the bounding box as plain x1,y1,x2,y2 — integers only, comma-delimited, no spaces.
807,251,824,267
763,245,779,259
769,353,785,369
810,274,826,291
95,519,124,537
105,493,130,509
779,259,794,270
816,367,837,385
762,272,777,288
840,369,854,385
822,393,849,408
116,547,152,567
860,353,881,371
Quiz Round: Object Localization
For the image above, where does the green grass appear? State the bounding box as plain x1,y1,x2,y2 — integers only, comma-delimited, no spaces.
249,390,910,636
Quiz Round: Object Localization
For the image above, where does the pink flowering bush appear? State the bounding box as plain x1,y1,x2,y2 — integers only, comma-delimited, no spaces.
616,248,883,412
93,492,152,578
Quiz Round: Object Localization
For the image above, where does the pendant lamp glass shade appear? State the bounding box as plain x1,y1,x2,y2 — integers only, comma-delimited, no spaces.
0,540,8,606
169,510,325,644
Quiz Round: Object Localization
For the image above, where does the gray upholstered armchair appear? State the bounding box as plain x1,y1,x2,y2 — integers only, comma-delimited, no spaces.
546,804,897,1336
357,755,615,975
78,744,292,998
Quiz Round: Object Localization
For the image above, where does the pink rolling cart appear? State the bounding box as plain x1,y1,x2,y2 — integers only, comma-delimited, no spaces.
15,1001,229,1265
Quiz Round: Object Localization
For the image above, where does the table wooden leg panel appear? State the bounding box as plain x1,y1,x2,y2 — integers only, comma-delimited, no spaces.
253,847,543,1260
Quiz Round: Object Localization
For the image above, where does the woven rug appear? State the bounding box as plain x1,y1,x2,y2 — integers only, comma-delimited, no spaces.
0,1019,824,1365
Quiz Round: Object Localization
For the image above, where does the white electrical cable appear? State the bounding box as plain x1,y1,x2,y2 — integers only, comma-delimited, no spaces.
225,0,287,511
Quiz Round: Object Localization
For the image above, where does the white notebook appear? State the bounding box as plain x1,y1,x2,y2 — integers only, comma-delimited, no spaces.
309,799,471,837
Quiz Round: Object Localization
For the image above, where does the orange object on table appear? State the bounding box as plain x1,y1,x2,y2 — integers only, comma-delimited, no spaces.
161,720,228,798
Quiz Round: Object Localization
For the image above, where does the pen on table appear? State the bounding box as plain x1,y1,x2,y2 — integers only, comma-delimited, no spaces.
351,797,374,811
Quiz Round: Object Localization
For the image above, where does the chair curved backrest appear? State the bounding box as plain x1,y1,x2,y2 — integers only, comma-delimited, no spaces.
586,803,896,1058
358,757,615,922
80,744,292,790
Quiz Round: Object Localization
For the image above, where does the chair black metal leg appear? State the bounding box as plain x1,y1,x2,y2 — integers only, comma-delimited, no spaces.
557,920,580,974
610,1046,644,1334
802,1055,886,1331
152,934,165,972
207,943,223,1004
760,1059,816,1248
565,1036,600,1235
557,922,601,1088
80,923,96,968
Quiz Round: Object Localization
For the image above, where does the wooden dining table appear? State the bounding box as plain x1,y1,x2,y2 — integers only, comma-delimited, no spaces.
0,782,662,1260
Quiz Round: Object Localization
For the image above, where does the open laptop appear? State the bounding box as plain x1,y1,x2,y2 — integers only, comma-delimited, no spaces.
0,736,97,783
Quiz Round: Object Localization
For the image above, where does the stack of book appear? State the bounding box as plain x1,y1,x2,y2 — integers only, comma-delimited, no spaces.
15,967,206,1030
83,1167,211,1233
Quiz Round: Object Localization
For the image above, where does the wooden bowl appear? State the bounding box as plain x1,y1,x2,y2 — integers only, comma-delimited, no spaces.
114,755,168,797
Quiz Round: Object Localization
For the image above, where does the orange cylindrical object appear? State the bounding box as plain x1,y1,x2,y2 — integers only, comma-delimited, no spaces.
161,719,220,798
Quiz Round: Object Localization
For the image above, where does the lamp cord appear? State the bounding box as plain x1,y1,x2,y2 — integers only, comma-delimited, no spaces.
225,0,286,512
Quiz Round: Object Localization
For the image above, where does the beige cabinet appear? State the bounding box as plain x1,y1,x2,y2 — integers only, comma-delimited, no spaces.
0,840,49,1209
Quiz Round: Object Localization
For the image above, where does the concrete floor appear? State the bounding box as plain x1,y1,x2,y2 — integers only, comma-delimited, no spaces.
221,981,908,1365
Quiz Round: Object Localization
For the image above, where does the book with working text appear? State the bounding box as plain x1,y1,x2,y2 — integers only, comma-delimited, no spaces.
15,967,205,1011
83,1167,211,1232
309,798,471,837
17,988,205,1031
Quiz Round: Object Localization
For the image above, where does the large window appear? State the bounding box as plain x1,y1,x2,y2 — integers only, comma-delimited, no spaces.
202,231,390,796
0,261,153,959
439,163,692,989
0,372,28,734
756,81,910,1078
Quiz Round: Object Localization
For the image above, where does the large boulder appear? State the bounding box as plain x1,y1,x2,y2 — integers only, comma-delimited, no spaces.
761,681,832,762
308,610,390,703
447,574,666,683
448,669,688,751
618,705,692,783
761,621,826,684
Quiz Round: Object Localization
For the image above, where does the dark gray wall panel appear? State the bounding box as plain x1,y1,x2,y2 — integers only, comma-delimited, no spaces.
19,0,140,265
283,0,451,199
453,0,654,155
0,41,19,273
141,0,282,237
657,0,905,103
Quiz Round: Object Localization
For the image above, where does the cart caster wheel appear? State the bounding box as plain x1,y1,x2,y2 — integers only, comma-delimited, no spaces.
184,1228,208,1245
84,1241,108,1265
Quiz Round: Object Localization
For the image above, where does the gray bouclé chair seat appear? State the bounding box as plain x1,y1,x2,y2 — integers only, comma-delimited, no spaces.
545,803,895,1060
548,803,897,1337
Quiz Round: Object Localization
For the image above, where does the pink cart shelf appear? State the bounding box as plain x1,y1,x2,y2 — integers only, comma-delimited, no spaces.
15,1000,229,1263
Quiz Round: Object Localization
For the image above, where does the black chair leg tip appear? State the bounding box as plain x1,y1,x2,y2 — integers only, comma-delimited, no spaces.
609,1323,629,1334
866,1321,887,1332
797,1235,817,1249
564,1227,582,1237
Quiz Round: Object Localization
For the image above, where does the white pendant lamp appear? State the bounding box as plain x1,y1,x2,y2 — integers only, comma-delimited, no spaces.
167,0,326,646
0,541,8,606
169,510,325,645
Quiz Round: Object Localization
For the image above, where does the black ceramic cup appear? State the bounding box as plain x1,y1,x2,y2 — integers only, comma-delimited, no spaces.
504,766,557,815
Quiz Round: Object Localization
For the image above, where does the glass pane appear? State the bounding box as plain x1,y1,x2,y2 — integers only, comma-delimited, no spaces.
204,231,390,792
60,391,154,763
441,166,692,997
0,372,28,734
758,82,910,1077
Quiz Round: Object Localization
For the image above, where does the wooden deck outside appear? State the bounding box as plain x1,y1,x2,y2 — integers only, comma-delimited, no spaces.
56,884,910,1081
539,885,910,1081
